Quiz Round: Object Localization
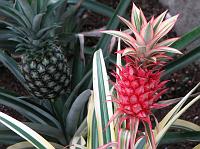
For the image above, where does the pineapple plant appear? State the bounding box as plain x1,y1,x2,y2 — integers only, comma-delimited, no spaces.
101,3,183,148
0,0,71,99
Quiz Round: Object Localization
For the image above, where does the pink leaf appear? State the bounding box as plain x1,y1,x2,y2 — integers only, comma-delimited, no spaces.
140,22,154,43
153,10,168,31
155,14,179,35
118,15,145,45
131,3,141,31
156,37,180,47
151,46,182,54
129,118,139,149
97,142,118,149
139,8,147,26
102,30,137,48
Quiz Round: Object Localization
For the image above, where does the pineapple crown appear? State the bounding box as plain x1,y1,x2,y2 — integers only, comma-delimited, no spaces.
0,0,66,54
102,3,182,68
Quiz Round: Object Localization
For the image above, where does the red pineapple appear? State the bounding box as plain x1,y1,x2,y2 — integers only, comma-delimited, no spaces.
101,2,182,149
114,64,168,122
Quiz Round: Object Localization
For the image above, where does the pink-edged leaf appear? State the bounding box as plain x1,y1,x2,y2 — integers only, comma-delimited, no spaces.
149,16,155,24
151,103,170,109
156,37,180,47
122,47,137,56
118,129,131,149
118,15,145,45
97,142,118,149
151,114,160,135
131,3,141,31
140,22,154,43
152,21,178,46
104,110,122,131
129,118,139,149
151,46,182,54
149,18,178,48
157,98,180,107
143,119,156,149
153,10,168,31
155,14,179,35
139,8,147,26
153,54,174,61
102,30,137,48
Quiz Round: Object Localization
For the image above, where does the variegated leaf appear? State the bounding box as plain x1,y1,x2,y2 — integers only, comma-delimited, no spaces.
102,30,137,48
91,49,116,147
153,10,168,31
131,3,141,31
140,22,154,43
118,15,145,45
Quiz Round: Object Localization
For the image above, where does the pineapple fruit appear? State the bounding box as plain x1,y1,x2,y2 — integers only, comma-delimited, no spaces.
0,0,71,99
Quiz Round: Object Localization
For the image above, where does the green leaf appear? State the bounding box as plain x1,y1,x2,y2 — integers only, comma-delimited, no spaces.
71,44,85,89
163,46,200,77
36,25,59,38
43,0,65,26
160,131,200,144
66,89,91,139
7,141,64,149
72,118,87,139
63,70,92,121
32,13,44,31
0,122,66,144
0,40,16,50
0,89,61,129
67,0,114,17
15,0,34,24
0,112,55,149
171,25,200,50
0,50,28,89
0,131,22,144
96,0,130,56
0,5,31,28
0,29,13,40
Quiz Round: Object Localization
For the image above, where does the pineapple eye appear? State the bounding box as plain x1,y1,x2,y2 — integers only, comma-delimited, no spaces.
37,64,45,73
30,61,37,69
31,71,39,78
42,58,49,66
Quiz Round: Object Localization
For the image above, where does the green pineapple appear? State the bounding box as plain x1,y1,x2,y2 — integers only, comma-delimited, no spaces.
0,0,71,99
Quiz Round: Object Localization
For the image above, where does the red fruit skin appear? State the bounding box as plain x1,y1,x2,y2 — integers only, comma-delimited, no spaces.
114,64,167,121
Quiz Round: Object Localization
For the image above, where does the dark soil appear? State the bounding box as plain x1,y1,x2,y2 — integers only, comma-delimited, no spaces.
0,0,199,149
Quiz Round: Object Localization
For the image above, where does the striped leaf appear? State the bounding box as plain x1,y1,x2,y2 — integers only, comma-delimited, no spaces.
87,92,99,149
172,119,200,131
119,129,131,149
87,49,116,148
7,141,64,149
0,112,55,149
155,83,200,144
